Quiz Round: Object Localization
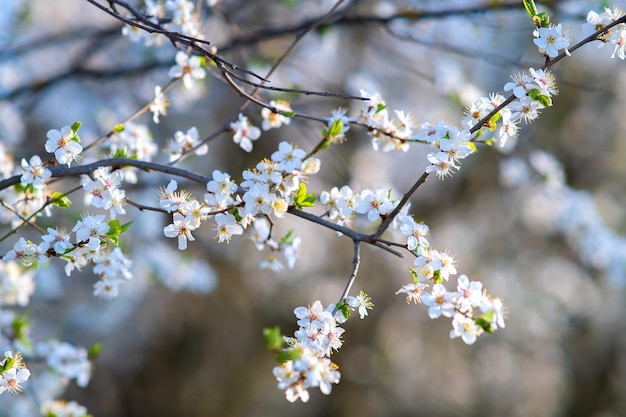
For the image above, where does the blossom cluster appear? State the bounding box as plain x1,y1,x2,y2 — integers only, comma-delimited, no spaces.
165,126,208,161
584,6,626,60
272,295,373,402
0,124,82,228
159,140,319,269
319,185,396,227
81,167,127,220
3,214,133,300
358,89,414,152
391,211,506,344
358,90,475,179
122,0,206,46
2,124,134,301
36,340,92,388
501,151,626,286
462,65,558,152
40,400,90,417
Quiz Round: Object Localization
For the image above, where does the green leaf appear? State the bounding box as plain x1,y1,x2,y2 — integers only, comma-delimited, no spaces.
113,147,128,158
263,326,285,351
486,112,501,132
113,124,125,133
283,111,296,118
537,94,552,107
14,182,34,194
336,301,351,320
276,348,301,363
280,230,295,245
537,11,550,27
527,88,541,100
527,89,552,106
71,121,82,143
11,315,30,340
432,269,443,284
375,103,387,114
409,267,419,284
106,219,131,246
107,219,123,236
51,192,72,208
231,207,242,223
475,317,494,333
121,221,132,233
523,0,538,18
71,121,82,135
294,183,316,209
328,119,343,137
88,342,103,361
108,235,119,247
0,355,15,373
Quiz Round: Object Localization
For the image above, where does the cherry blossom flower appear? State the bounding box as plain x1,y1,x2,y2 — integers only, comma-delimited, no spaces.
504,71,534,98
0,366,31,396
150,85,169,123
214,213,243,243
163,212,196,250
231,113,261,152
354,188,395,222
528,68,558,97
395,282,429,304
2,237,49,268
20,155,51,189
168,51,206,89
73,214,110,248
261,100,292,130
450,313,482,344
41,227,73,254
271,142,306,172
533,23,570,58
399,217,430,250
45,126,82,166
421,283,455,318
167,126,208,161
93,277,122,300
347,291,374,319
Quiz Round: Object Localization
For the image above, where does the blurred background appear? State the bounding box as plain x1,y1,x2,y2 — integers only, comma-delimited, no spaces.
1,0,626,416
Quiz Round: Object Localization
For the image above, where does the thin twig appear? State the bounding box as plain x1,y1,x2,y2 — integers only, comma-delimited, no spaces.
338,241,361,303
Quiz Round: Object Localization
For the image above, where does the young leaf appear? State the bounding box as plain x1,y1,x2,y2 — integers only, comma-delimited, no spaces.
280,230,295,245
275,348,301,363
88,342,103,361
336,301,351,320
70,121,82,143
51,192,72,208
475,317,494,333
294,183,316,209
523,0,538,18
328,118,343,138
263,326,285,351
106,219,129,246
113,147,128,158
